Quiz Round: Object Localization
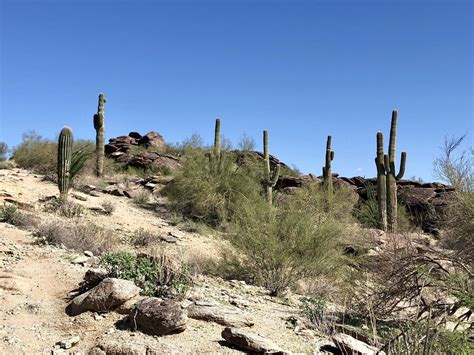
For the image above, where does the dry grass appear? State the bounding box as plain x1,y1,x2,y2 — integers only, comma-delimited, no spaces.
34,219,116,255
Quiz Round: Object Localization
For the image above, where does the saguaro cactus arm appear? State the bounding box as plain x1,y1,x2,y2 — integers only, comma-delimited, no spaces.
396,151,407,180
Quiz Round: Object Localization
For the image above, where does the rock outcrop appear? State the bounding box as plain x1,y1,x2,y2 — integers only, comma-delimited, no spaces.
105,132,180,172
276,174,455,234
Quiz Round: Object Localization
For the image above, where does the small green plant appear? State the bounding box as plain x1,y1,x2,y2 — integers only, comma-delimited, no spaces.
300,296,327,329
100,251,191,298
0,203,37,228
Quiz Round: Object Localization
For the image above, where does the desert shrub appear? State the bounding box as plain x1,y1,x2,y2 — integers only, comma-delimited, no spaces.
101,250,191,299
34,220,114,255
0,160,15,169
383,319,473,355
442,191,474,264
58,200,84,218
433,134,473,264
133,188,152,207
300,296,327,329
164,149,262,226
101,201,115,215
0,203,38,228
237,133,256,151
0,142,8,161
221,184,357,296
130,228,156,247
12,131,57,175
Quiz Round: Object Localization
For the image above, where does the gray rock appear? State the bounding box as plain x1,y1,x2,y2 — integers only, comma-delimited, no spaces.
221,327,286,354
69,278,141,316
130,298,187,336
332,333,381,355
56,336,80,349
188,301,254,327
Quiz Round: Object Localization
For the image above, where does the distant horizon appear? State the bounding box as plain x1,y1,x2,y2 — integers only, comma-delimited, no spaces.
1,0,472,181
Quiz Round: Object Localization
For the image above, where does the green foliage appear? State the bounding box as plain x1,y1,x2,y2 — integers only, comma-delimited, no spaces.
100,251,191,298
300,296,327,328
0,203,36,228
385,319,473,355
164,149,262,226
13,131,57,175
70,144,94,182
223,184,357,295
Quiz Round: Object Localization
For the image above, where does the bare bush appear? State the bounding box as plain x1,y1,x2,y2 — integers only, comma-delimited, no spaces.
35,220,115,255
101,201,115,215
130,228,156,247
133,188,152,207
0,203,38,229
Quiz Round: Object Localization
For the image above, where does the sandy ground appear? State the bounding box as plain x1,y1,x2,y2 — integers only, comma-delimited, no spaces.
0,168,319,354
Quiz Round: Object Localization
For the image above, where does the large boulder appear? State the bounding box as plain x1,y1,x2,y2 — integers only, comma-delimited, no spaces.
130,298,187,336
68,278,141,316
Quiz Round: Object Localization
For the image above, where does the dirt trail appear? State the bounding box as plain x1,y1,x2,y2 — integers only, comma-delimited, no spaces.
0,168,317,353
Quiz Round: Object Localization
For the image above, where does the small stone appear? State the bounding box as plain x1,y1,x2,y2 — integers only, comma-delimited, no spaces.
84,251,93,257
56,336,80,349
89,191,101,197
71,256,89,265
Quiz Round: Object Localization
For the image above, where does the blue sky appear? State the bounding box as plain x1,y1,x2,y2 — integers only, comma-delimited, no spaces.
1,0,472,180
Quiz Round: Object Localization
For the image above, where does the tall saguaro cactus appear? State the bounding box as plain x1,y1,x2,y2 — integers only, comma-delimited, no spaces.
375,132,387,231
375,110,407,232
322,135,334,195
57,127,74,201
93,93,106,177
263,130,280,205
213,118,221,162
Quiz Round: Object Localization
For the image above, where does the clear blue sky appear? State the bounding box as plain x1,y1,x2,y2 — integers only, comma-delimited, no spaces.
1,0,472,180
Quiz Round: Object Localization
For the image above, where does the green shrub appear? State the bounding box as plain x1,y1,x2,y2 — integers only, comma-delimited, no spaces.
100,251,191,298
300,296,327,329
442,191,474,265
12,131,57,175
164,149,262,226
222,184,357,296
0,203,37,228
0,160,15,169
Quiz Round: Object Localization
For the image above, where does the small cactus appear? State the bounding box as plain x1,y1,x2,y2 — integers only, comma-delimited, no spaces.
263,130,280,205
322,135,334,195
57,126,74,201
375,110,407,232
93,93,106,177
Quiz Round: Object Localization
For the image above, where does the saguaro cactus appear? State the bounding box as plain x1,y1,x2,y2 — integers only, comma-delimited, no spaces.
375,132,387,231
213,117,221,161
93,93,106,177
322,135,334,195
375,110,407,232
263,130,280,205
57,126,74,201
